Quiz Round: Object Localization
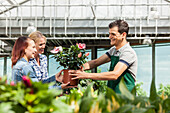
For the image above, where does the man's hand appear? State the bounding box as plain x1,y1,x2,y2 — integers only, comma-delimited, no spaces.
55,70,63,83
69,70,87,80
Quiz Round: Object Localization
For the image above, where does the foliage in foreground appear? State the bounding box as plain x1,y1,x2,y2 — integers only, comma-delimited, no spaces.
0,75,170,113
0,76,72,113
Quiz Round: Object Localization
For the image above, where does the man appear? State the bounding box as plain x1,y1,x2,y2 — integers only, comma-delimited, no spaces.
69,20,138,93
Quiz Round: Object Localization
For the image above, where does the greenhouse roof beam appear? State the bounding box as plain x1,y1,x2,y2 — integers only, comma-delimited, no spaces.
0,53,10,57
0,0,30,15
90,3,96,18
6,0,14,5
164,0,170,3
0,3,169,7
1,37,170,54
0,17,169,37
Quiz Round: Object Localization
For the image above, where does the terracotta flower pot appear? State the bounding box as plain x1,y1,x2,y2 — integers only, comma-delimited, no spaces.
63,69,79,86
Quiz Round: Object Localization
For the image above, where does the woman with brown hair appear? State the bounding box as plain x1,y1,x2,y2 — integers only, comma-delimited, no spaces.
11,36,69,89
12,36,37,83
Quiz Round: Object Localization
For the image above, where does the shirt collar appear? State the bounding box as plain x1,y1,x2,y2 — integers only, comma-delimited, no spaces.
19,57,28,62
39,54,44,59
117,42,130,52
29,54,44,61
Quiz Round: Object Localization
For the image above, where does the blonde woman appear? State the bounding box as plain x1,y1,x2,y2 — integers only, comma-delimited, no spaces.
29,31,71,89
29,31,49,81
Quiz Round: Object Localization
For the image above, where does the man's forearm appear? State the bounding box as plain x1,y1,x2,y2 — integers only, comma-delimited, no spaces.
85,71,119,80
83,60,98,71
83,54,110,71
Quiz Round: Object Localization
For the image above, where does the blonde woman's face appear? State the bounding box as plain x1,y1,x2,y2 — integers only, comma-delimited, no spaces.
35,37,46,54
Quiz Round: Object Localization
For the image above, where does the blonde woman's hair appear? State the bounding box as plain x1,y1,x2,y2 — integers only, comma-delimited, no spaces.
29,31,46,43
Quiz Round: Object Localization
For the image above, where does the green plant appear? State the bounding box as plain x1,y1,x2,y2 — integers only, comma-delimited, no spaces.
79,68,107,93
50,43,89,70
1,71,170,113
0,76,73,113
158,84,170,96
135,82,147,96
64,77,170,113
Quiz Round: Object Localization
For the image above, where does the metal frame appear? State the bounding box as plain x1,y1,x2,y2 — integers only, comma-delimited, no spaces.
0,3,170,7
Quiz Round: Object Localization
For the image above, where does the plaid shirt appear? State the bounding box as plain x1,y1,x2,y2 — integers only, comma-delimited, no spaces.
29,54,48,81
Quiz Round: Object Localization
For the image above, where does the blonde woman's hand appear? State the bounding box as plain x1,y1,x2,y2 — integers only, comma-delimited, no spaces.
55,70,63,83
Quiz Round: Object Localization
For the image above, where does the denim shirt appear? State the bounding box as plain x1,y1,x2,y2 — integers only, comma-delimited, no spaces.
12,58,38,84
12,57,61,89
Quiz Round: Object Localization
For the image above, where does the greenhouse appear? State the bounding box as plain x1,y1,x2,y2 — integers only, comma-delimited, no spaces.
0,0,170,112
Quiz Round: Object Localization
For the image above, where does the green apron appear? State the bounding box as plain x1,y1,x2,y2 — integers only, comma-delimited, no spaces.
107,55,135,94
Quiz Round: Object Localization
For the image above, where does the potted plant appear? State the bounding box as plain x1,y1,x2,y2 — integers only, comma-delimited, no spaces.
50,43,89,86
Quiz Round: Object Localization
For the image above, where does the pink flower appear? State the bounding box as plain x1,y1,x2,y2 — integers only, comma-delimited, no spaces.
77,43,86,49
22,76,32,87
78,52,82,58
85,52,89,57
10,81,15,86
50,46,63,54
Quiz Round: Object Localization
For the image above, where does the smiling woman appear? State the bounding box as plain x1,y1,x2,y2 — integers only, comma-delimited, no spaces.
29,31,48,81
11,36,37,83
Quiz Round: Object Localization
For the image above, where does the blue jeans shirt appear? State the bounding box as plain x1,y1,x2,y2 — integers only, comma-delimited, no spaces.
12,57,61,89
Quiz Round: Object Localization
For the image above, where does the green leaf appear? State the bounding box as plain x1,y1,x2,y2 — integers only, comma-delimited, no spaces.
52,99,73,113
97,94,107,111
82,84,93,98
31,104,48,112
0,103,15,113
79,97,94,113
132,96,149,108
105,87,118,100
131,86,136,96
116,104,133,113
12,88,25,105
119,77,134,101
25,94,37,103
162,97,170,111
132,107,147,113
0,85,6,90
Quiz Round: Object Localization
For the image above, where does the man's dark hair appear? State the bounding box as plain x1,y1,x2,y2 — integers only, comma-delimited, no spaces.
109,20,129,35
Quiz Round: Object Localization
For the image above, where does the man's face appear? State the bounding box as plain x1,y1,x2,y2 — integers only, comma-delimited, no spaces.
109,26,124,46
35,38,46,54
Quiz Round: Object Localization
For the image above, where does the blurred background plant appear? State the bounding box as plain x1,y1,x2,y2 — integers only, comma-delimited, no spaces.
158,84,170,97
135,82,147,96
